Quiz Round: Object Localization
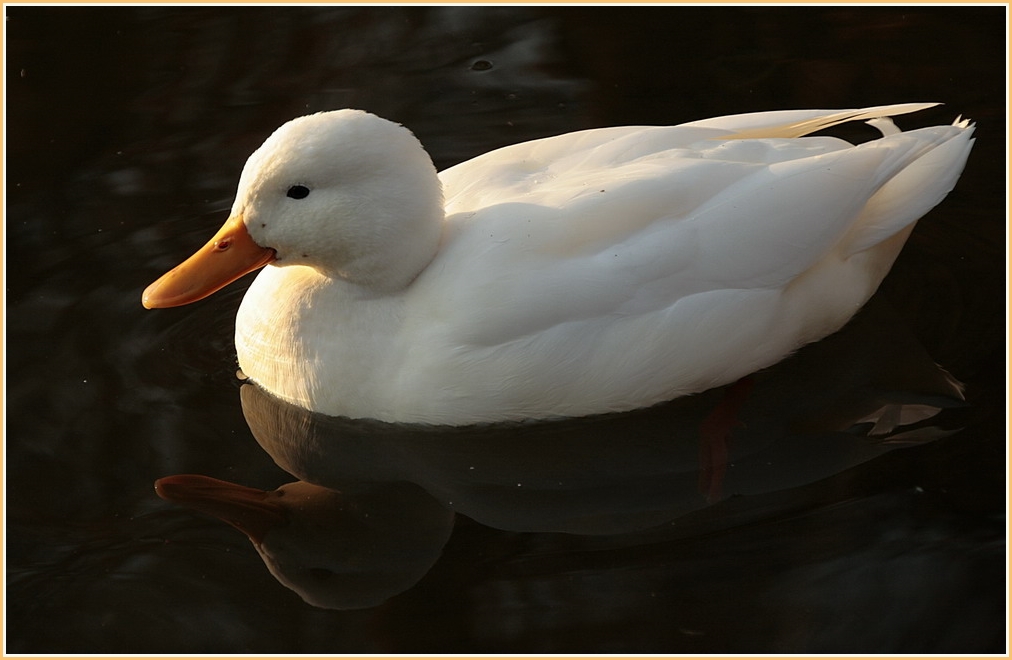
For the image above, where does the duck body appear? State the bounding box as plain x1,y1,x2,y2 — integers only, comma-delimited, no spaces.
144,103,974,424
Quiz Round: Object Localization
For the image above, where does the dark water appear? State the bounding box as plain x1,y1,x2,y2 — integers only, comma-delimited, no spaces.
4,6,1006,654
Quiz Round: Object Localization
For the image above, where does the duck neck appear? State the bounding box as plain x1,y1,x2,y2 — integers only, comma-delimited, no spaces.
328,209,444,294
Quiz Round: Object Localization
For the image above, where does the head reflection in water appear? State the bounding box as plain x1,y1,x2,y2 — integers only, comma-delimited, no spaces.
155,475,454,610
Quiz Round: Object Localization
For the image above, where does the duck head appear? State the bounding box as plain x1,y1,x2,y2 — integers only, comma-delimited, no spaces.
142,109,444,308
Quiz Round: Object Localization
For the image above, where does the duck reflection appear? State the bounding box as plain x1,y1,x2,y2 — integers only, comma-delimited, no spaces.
155,475,453,610
156,297,966,610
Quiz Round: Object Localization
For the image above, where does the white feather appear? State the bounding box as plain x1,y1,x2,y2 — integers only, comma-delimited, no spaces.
228,105,974,423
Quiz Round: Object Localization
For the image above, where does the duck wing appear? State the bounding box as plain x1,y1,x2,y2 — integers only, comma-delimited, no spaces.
430,105,974,344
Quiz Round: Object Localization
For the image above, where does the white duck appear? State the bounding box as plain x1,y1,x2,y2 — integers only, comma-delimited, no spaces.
142,103,974,424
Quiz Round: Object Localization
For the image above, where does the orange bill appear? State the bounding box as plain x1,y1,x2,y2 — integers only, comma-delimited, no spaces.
142,214,276,309
154,474,288,545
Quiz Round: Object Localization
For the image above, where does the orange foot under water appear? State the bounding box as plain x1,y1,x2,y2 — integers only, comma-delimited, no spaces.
698,377,754,503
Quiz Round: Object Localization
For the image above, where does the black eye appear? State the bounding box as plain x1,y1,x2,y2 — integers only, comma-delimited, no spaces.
287,185,310,200
309,568,335,582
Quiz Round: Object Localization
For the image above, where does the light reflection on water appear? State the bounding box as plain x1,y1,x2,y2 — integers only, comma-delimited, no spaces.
5,5,1006,654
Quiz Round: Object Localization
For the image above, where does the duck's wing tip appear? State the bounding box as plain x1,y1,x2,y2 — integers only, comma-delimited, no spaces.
719,102,945,140
951,114,975,129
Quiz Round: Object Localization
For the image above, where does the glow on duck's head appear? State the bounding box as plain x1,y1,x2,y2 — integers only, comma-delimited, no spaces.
142,110,444,309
